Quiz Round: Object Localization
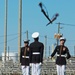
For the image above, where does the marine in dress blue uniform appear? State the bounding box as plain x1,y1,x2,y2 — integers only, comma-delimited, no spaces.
29,32,44,75
51,37,71,75
20,39,30,75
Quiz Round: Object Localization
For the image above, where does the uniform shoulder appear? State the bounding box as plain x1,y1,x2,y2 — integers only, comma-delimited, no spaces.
64,45,68,48
64,46,69,50
30,42,34,45
55,45,60,48
39,42,44,45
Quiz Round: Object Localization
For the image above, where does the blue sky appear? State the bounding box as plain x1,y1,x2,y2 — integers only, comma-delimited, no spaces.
0,0,75,57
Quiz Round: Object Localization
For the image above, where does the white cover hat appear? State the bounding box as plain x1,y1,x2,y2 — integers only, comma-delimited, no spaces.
32,32,39,38
24,39,30,43
60,37,66,41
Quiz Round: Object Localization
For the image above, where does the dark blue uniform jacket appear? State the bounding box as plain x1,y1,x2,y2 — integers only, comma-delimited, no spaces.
51,45,71,65
20,47,30,66
29,41,44,63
